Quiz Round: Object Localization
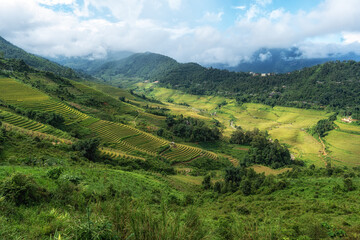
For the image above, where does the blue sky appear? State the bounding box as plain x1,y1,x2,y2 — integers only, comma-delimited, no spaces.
0,0,359,65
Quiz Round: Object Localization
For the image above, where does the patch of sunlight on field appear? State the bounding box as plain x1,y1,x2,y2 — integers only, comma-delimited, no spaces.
335,121,360,134
324,130,360,166
250,165,292,176
269,126,299,145
148,87,227,110
247,109,279,121
276,113,299,123
166,105,210,120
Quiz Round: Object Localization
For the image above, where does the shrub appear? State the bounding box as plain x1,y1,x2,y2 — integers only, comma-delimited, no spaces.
202,175,212,190
0,173,49,206
47,167,64,180
343,178,355,192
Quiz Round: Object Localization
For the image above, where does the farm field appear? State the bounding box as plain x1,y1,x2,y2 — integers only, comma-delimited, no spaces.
324,130,360,166
135,84,360,167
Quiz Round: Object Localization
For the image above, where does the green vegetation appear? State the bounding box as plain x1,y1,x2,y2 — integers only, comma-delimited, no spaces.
0,41,359,239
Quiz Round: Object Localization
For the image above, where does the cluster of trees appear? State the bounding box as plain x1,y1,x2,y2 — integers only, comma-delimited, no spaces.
155,60,360,111
311,113,337,137
72,138,101,162
144,105,170,117
203,166,288,196
230,127,292,168
161,115,221,142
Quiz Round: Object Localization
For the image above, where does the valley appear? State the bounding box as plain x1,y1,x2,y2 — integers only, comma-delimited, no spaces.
0,36,359,239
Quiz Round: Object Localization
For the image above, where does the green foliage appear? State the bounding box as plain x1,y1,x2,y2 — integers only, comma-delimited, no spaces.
72,138,101,161
0,173,49,206
246,138,292,168
230,128,292,168
230,127,267,145
165,115,221,142
344,178,356,192
202,175,212,189
312,119,335,137
46,167,64,180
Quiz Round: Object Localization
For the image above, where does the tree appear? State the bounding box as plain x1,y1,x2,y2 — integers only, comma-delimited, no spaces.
344,178,355,192
72,138,101,161
202,175,212,190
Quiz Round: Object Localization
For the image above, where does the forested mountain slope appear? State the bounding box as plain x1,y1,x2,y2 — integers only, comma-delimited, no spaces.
90,52,359,115
0,36,78,79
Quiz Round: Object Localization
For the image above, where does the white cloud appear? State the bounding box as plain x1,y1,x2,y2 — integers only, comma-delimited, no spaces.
0,0,360,66
201,11,224,23
342,32,360,44
168,0,181,10
255,0,272,7
233,6,246,10
259,52,272,61
36,0,75,5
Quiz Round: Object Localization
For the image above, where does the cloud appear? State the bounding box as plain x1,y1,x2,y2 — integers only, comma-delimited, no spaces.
168,0,181,10
0,0,359,66
36,0,75,5
259,52,272,61
201,11,224,23
342,32,360,44
255,0,272,7
233,6,246,10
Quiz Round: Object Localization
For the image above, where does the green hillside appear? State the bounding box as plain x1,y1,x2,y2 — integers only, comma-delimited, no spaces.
91,52,359,115
0,53,221,163
0,36,78,79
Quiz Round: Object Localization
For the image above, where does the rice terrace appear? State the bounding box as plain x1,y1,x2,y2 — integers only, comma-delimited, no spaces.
0,0,360,239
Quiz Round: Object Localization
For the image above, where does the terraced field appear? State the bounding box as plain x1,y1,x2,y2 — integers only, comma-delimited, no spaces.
100,148,145,161
0,78,217,163
0,110,72,139
88,120,168,156
0,78,89,124
88,119,217,162
161,144,217,164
